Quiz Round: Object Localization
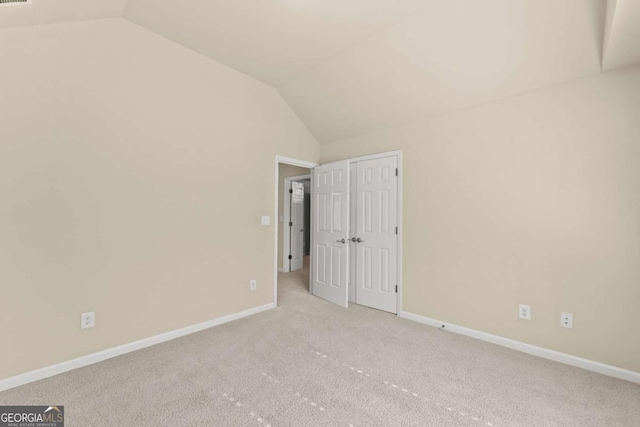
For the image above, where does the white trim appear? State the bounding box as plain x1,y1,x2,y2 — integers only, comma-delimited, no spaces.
309,170,315,295
282,174,310,273
285,174,312,181
399,310,640,384
274,156,318,307
0,303,275,392
346,149,403,164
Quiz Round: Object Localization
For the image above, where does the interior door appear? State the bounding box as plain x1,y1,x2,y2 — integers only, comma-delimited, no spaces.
312,160,350,307
354,156,398,313
290,181,305,271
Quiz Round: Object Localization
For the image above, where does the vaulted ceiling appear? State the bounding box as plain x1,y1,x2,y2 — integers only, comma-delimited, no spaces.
603,0,640,71
124,0,427,87
0,0,128,29
2,0,639,143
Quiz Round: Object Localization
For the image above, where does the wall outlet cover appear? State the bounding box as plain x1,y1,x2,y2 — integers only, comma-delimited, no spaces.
261,215,270,226
519,304,531,320
561,312,574,329
81,312,95,330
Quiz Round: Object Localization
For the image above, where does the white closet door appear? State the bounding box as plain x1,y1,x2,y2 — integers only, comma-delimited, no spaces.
312,160,350,308
355,157,398,314
290,181,305,271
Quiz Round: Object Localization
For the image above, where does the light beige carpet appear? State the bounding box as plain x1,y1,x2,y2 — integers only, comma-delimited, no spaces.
1,265,639,426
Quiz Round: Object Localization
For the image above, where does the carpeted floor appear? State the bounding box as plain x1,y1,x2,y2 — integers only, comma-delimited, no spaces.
1,263,639,426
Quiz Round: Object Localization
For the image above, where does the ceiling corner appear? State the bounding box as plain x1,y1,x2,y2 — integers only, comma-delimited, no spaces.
121,0,134,19
602,0,619,71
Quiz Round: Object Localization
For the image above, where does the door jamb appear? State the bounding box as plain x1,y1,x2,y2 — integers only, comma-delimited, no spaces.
282,174,311,273
274,156,317,307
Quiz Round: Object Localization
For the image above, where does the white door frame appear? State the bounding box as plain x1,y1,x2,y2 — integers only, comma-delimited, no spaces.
274,151,402,314
282,174,311,273
344,150,404,314
274,156,318,307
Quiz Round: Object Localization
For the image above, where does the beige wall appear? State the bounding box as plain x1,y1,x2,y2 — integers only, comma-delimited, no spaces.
277,164,311,270
321,65,640,373
0,19,319,380
2,16,639,383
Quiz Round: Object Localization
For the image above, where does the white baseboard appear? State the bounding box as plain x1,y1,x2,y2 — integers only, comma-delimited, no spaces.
399,310,640,384
0,303,276,393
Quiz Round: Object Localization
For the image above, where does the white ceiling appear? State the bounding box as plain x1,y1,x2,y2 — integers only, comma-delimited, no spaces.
603,0,640,71
124,0,427,87
0,0,128,29
278,0,606,142
1,0,639,143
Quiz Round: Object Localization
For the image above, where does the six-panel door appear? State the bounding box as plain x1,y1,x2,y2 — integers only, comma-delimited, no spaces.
354,157,398,313
311,160,350,308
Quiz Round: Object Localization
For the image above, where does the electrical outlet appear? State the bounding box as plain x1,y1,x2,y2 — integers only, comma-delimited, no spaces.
81,312,95,330
250,280,257,291
261,216,270,226
519,304,531,320
561,312,573,329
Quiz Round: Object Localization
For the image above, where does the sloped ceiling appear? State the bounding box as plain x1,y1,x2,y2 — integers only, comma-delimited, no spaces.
0,0,129,29
278,0,606,142
2,0,639,143
122,0,615,143
124,0,426,87
602,0,640,71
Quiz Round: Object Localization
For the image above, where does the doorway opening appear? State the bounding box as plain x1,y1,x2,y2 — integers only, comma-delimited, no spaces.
273,151,403,314
274,156,317,306
281,174,311,274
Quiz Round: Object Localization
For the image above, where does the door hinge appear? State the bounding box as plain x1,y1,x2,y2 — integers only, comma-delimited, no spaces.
395,226,398,235
395,285,398,293
289,222,293,227
289,189,293,194
395,168,398,177
288,255,292,260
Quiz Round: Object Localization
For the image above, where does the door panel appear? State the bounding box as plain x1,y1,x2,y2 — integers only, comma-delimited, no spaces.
355,157,398,313
312,160,350,308
290,181,305,271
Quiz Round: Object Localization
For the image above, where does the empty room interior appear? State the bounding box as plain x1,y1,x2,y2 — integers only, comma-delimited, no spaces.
1,0,640,426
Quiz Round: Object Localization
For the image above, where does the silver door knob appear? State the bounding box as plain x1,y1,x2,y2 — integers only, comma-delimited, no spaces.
356,238,365,243
336,239,346,244
350,237,357,242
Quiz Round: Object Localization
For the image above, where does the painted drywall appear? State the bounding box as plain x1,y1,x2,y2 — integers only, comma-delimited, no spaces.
321,65,640,373
0,0,129,30
279,0,604,142
124,0,425,87
277,164,310,270
602,0,640,71
0,18,319,380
